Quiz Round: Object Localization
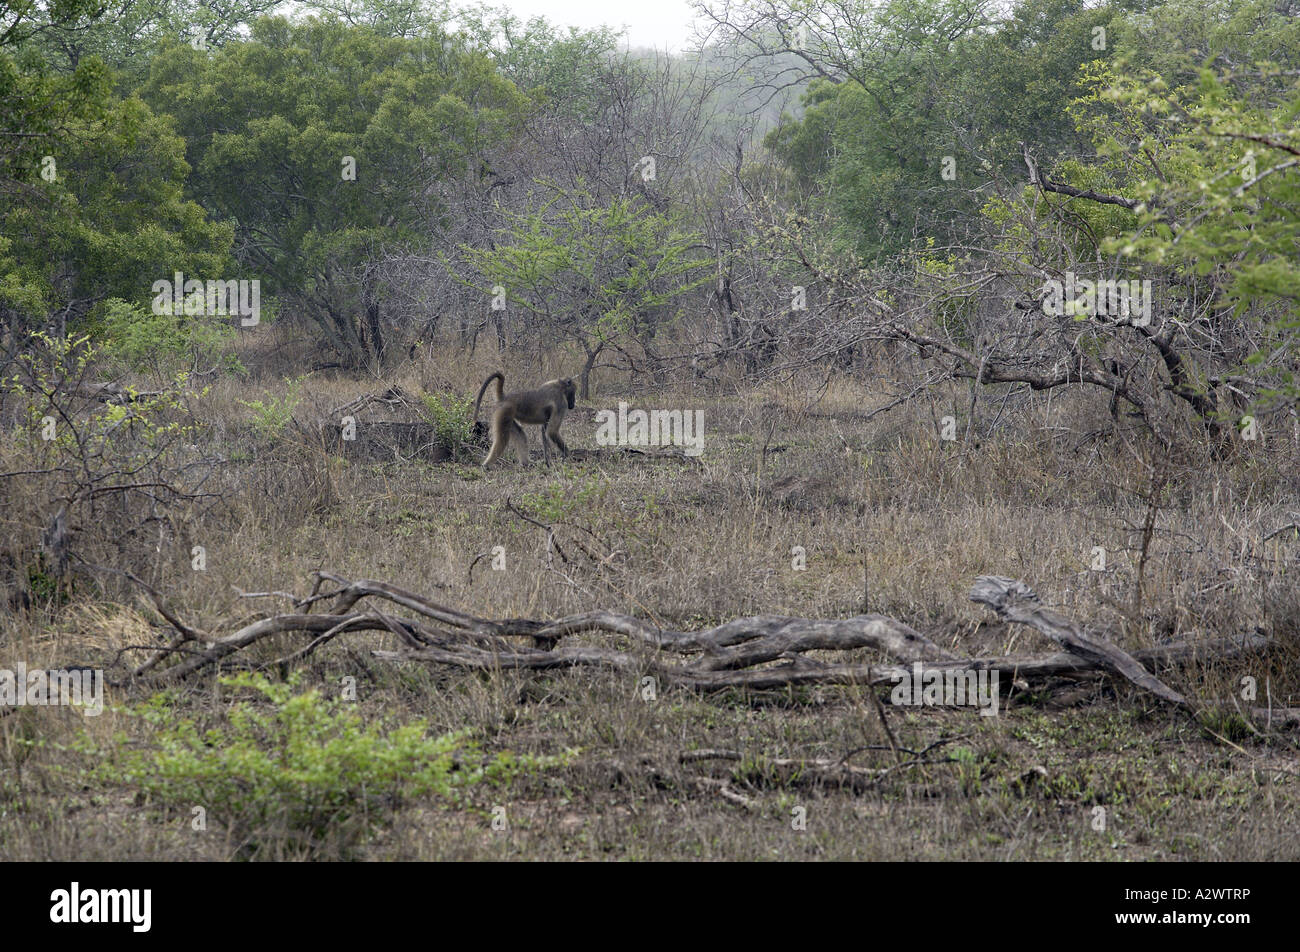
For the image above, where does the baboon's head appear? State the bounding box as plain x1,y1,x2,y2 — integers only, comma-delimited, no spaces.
561,378,576,409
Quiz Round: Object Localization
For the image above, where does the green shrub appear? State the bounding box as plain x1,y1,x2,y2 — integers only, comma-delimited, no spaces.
521,475,607,523
4,332,207,577
94,298,244,374
420,391,474,455
90,673,566,859
238,378,303,438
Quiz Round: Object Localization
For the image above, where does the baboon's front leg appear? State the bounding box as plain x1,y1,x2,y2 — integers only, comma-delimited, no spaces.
546,419,568,460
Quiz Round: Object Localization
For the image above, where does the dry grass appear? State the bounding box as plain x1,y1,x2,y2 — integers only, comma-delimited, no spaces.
2,343,1298,860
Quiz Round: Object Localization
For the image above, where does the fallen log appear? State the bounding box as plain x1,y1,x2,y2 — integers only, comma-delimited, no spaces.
969,575,1300,727
105,570,1293,728
969,576,1189,708
680,734,968,793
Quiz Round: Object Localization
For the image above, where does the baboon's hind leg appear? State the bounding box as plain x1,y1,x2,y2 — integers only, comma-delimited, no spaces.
482,429,503,468
510,420,529,465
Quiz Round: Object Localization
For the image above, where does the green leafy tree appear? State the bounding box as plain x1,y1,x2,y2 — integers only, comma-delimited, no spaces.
716,0,1126,257
739,0,993,257
463,192,710,394
958,0,1120,174
1,3,233,349
965,1,1300,443
19,0,284,84
143,16,527,365
1086,62,1300,404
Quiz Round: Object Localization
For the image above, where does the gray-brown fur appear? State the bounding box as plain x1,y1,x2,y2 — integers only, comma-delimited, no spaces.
473,372,576,467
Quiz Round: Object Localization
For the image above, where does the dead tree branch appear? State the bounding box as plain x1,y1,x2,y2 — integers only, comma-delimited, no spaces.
103,570,1291,728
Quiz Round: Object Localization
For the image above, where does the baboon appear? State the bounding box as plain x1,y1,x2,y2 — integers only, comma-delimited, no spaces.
473,372,576,467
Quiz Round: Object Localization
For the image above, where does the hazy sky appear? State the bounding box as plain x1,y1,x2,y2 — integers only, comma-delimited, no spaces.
491,0,704,52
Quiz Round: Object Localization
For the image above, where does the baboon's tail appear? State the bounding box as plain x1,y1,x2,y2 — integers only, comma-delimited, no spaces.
473,372,505,423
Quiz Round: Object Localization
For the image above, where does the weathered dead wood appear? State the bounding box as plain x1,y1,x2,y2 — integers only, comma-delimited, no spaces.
318,571,956,660
566,446,703,464
107,570,1293,730
372,642,1279,694
970,576,1191,708
328,386,422,418
76,562,208,679
124,574,958,687
70,382,165,404
680,734,966,793
113,613,400,686
968,577,1300,726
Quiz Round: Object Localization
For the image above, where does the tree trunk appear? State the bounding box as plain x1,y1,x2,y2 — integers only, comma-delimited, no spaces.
365,300,385,361
580,341,604,399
